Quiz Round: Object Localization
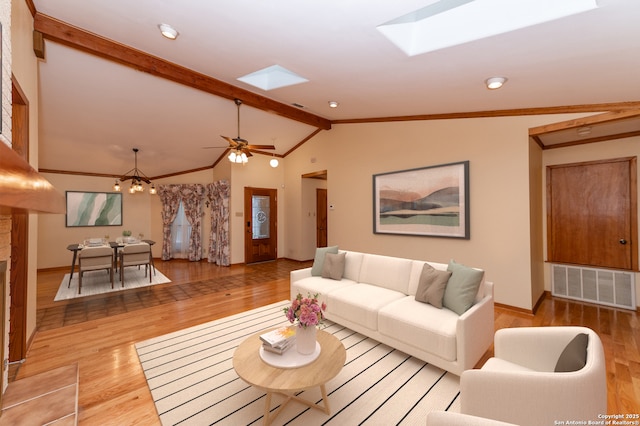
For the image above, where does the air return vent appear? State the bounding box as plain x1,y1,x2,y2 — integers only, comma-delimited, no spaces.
552,264,636,310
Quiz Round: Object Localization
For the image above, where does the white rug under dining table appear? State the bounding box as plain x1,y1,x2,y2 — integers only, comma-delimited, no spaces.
55,267,171,301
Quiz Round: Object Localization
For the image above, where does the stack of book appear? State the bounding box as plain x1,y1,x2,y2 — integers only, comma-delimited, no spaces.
260,325,296,355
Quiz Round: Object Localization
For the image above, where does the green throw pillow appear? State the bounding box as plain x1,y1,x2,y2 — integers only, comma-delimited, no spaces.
555,333,589,372
442,260,484,315
415,264,452,308
311,246,339,276
322,252,346,280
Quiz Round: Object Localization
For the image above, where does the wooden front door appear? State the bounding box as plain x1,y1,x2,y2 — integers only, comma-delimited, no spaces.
547,157,637,270
244,187,277,264
316,188,328,248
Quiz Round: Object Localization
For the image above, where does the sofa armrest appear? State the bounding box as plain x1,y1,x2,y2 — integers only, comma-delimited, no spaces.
493,326,590,372
456,281,495,373
290,267,312,284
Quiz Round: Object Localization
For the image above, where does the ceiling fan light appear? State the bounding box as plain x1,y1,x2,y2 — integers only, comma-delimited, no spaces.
228,151,237,162
158,23,179,40
240,152,248,163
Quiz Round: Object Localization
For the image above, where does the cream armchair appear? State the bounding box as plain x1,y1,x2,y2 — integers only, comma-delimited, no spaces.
460,326,606,426
427,411,518,425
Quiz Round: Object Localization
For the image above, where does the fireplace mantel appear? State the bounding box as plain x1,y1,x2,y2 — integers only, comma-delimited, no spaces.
0,141,65,214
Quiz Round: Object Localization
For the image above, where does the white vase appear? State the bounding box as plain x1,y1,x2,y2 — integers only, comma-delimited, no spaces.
296,326,317,355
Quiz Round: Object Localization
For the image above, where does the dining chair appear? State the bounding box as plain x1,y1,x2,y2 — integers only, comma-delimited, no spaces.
119,242,153,285
78,246,114,294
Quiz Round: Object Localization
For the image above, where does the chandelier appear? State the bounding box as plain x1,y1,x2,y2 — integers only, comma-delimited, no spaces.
113,148,156,194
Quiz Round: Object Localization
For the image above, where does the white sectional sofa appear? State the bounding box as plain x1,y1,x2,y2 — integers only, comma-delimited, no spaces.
290,249,494,376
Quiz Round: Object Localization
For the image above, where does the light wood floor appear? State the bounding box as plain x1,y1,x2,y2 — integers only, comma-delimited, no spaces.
5,259,640,424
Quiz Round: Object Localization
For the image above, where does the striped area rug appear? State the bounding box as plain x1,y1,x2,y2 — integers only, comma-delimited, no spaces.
136,301,460,425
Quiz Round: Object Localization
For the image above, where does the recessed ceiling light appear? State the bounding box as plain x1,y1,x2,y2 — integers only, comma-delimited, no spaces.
485,77,507,90
378,0,598,56
158,23,179,40
328,101,339,108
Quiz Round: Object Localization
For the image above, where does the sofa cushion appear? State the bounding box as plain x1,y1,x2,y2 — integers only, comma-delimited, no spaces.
328,284,406,331
358,254,413,294
415,264,452,308
555,333,589,372
342,251,364,282
443,260,485,315
481,357,536,373
378,296,459,361
322,252,346,280
291,276,356,306
311,246,339,276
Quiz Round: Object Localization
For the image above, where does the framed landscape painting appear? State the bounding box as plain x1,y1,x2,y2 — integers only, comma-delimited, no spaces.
373,161,470,239
65,191,123,227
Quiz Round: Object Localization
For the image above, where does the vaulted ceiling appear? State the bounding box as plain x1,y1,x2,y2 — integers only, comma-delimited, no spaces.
30,0,640,179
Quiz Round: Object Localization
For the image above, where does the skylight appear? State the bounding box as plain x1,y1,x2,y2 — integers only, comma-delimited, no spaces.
377,0,599,56
237,65,309,91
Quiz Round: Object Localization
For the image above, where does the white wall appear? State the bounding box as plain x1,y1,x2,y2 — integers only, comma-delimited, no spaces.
38,174,155,268
225,154,285,264
300,177,327,260
38,112,640,311
283,115,591,310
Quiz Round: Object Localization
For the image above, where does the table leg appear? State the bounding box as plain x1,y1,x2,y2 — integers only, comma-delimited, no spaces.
263,392,273,426
112,246,119,273
68,250,78,287
319,384,331,414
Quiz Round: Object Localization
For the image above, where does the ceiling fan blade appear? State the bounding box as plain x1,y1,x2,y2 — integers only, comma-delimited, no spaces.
246,145,276,150
241,148,253,157
220,135,238,147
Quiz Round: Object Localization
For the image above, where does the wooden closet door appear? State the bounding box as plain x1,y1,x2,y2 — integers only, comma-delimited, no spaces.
547,157,637,270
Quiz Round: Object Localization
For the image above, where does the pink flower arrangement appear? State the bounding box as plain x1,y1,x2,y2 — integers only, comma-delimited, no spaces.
284,292,326,328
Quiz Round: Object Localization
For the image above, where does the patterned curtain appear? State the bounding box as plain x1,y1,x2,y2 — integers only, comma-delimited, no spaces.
206,180,230,266
158,184,205,261
157,185,182,261
179,184,205,261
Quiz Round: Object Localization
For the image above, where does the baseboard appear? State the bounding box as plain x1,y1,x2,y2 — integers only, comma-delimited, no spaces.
493,301,535,316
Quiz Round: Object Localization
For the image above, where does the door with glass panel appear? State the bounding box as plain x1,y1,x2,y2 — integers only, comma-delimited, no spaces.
244,187,277,264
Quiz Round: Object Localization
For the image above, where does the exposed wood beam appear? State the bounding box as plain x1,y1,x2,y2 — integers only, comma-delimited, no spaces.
33,13,332,131
529,109,640,136
541,130,640,150
284,128,324,157
333,102,640,124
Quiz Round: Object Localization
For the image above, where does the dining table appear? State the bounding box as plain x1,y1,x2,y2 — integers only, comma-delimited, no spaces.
66,239,156,285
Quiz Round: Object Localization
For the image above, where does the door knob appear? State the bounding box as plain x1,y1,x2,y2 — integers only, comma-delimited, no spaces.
619,239,627,245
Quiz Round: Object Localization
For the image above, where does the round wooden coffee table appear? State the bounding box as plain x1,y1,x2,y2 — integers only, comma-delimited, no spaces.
233,328,346,425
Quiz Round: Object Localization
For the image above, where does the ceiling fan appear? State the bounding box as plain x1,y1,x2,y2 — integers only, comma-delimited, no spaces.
217,99,275,158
